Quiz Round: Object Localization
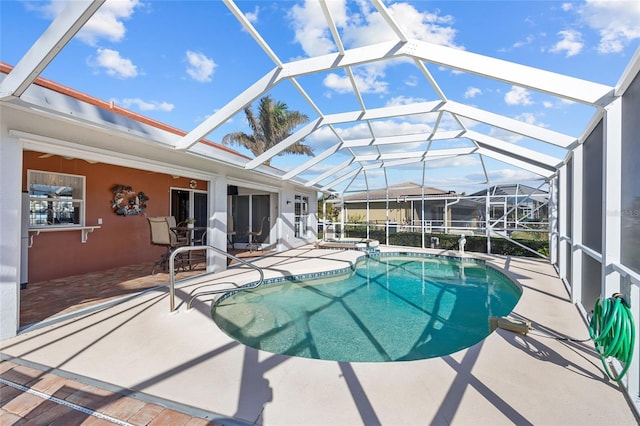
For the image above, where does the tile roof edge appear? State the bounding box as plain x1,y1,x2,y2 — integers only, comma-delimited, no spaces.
0,62,249,160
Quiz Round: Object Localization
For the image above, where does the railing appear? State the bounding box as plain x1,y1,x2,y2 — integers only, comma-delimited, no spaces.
168,245,264,313
341,219,549,234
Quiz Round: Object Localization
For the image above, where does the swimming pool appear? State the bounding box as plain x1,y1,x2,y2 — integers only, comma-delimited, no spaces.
213,254,521,362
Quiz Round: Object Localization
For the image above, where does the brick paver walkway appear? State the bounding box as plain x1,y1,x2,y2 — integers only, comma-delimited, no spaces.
1,360,223,425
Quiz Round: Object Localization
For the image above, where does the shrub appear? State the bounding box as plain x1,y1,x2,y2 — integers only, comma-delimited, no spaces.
343,229,548,258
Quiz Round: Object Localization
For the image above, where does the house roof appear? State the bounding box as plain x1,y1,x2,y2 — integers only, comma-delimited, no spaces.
0,62,248,161
469,184,548,199
341,182,453,202
1,1,639,195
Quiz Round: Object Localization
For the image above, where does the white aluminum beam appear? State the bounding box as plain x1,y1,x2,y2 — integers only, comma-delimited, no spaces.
249,35,613,108
223,0,282,67
477,148,554,178
466,130,562,169
444,101,577,148
304,159,354,187
245,117,324,169
415,59,447,101
0,0,105,100
175,68,284,150
319,100,442,124
282,142,342,180
342,130,464,149
571,146,584,304
322,168,361,191
246,101,442,169
280,40,405,79
354,147,476,162
370,0,408,42
405,38,614,106
558,164,568,282
602,98,623,298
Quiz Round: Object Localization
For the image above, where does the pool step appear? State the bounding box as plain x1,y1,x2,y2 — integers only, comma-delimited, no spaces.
216,302,297,354
213,304,256,333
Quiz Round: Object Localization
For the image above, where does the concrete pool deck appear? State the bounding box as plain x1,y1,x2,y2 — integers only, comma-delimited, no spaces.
1,246,638,425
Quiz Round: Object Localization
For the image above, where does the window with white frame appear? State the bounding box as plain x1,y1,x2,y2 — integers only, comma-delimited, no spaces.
294,194,309,238
28,170,85,227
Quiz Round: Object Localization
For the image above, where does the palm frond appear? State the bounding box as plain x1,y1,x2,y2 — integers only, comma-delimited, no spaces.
223,95,315,166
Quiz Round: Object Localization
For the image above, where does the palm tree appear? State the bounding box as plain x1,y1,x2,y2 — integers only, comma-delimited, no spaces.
222,96,313,166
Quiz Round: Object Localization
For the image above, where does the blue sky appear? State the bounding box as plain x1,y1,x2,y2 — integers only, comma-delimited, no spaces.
2,0,639,194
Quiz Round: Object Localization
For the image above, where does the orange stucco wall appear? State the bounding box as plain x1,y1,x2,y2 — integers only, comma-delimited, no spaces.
23,151,207,283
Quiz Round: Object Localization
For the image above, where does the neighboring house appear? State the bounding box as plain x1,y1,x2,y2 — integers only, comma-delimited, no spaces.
333,182,548,233
1,63,319,289
468,184,549,221
335,182,468,231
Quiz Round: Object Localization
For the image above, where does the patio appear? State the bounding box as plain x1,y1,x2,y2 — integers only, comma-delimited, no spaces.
17,249,272,327
1,246,637,425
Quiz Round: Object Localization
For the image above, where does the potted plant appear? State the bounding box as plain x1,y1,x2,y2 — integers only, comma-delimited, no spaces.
185,217,196,228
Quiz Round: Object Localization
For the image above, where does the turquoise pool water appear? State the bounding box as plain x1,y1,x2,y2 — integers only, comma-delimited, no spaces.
213,254,521,362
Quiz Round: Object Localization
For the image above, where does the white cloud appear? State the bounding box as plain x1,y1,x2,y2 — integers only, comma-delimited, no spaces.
504,86,534,106
341,2,460,49
25,0,65,19
426,155,479,169
512,34,535,49
26,0,143,46
385,95,428,106
514,112,541,126
550,29,583,57
120,98,174,112
245,6,259,24
185,51,216,83
540,98,574,109
404,75,419,87
91,48,138,78
287,1,461,96
79,0,142,46
288,0,347,56
464,87,482,99
487,113,546,143
478,169,543,184
371,120,433,138
323,66,388,94
578,0,640,53
323,73,354,94
487,128,523,144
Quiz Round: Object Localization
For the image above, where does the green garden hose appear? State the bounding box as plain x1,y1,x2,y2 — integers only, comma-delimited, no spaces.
589,293,636,381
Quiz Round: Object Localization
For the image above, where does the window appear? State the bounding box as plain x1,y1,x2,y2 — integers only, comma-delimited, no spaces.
28,170,85,227
295,195,309,238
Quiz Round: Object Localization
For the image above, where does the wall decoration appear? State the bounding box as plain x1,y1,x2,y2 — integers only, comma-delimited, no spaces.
111,184,149,216
189,179,197,189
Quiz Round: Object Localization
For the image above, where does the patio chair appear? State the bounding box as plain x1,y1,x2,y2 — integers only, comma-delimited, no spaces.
148,216,188,274
246,217,267,252
165,216,188,244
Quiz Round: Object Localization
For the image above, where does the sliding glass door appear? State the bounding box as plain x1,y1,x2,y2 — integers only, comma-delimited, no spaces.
171,188,208,241
231,193,270,244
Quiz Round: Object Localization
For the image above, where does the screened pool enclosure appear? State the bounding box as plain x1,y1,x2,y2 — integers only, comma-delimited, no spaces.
1,0,639,414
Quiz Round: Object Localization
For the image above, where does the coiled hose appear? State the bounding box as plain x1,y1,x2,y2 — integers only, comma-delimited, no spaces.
589,293,636,381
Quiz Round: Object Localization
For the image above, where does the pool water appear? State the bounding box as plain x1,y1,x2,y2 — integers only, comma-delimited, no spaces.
213,255,521,362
